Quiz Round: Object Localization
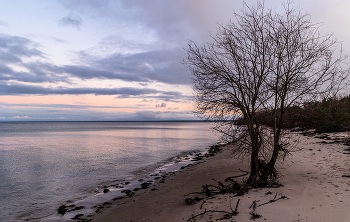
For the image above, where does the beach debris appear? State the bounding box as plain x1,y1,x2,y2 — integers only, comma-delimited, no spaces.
57,204,85,215
185,197,196,205
190,144,224,162
140,182,152,189
187,209,238,222
256,193,288,207
192,154,204,161
121,189,135,196
207,144,222,155
71,213,92,222
103,202,112,206
112,196,125,201
314,134,331,140
94,205,104,213
233,198,240,213
185,170,286,221
94,202,113,214
58,205,71,214
313,133,350,146
342,174,350,177
103,188,110,193
186,169,273,206
301,130,316,136
185,196,203,205
186,198,240,222
225,169,249,182
265,191,272,195
72,214,84,220
249,211,262,220
200,200,206,209
290,127,306,132
202,184,212,197
249,200,261,220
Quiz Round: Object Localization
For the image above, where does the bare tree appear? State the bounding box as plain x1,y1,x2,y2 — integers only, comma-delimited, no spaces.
183,1,349,185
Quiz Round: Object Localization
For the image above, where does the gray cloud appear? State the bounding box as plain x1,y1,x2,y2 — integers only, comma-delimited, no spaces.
0,82,186,101
155,102,166,108
58,0,242,45
60,64,148,82
0,102,149,110
54,0,349,86
88,48,190,84
54,0,244,85
139,95,188,103
59,13,82,29
0,1,288,102
0,34,190,85
0,34,44,63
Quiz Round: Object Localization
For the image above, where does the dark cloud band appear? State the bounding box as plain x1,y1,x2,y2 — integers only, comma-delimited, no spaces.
0,82,185,100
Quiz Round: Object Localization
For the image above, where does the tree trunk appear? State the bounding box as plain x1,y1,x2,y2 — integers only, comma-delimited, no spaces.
247,130,260,185
261,135,280,182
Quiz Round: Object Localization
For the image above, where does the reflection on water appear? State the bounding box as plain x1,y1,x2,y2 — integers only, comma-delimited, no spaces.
0,122,219,221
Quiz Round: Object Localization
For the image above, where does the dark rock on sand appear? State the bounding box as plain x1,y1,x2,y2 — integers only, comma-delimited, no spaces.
57,205,84,215
121,189,132,194
72,214,84,220
140,182,152,189
58,205,69,215
73,206,85,211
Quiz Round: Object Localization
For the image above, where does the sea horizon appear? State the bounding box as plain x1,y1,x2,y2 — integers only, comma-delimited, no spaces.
0,120,214,123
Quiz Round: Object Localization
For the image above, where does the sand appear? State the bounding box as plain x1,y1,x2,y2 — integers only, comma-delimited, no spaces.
78,131,350,222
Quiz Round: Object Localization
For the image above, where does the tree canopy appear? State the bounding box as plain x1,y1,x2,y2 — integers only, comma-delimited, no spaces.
183,1,349,185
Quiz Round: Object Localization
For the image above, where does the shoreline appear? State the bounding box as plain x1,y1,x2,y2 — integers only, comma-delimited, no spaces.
40,144,224,222
74,130,350,222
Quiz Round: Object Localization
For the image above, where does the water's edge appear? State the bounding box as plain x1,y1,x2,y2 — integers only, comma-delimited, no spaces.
39,143,225,222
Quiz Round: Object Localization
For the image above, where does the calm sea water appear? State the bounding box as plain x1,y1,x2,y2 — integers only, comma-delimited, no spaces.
0,121,219,221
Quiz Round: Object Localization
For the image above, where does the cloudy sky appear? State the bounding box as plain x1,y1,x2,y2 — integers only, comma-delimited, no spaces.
0,0,349,121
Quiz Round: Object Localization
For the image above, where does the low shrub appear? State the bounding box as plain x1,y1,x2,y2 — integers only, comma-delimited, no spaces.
236,95,350,133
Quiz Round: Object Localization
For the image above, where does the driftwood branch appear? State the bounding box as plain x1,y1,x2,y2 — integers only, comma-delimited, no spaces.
257,193,288,207
187,199,240,222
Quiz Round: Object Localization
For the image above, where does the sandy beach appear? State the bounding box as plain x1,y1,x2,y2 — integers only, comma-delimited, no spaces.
75,131,350,222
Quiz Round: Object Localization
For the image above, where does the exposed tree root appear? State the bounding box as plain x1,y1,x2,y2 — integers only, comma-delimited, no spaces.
185,171,287,221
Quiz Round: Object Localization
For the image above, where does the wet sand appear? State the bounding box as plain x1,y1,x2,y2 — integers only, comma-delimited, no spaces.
76,131,350,222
